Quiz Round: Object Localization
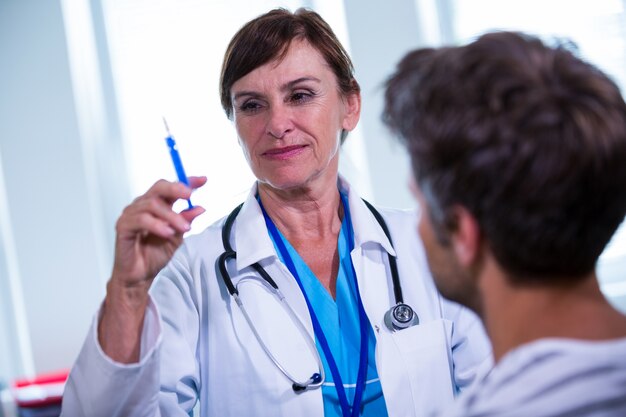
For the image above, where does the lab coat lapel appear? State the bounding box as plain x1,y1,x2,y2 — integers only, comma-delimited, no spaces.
233,187,321,386
344,180,457,415
342,178,395,326
351,249,419,417
232,184,315,348
343,179,421,416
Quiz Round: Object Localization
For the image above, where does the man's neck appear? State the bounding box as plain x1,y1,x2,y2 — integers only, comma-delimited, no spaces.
480,267,626,363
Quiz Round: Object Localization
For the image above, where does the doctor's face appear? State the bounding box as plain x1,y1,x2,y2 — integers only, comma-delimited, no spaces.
410,179,479,311
230,39,360,192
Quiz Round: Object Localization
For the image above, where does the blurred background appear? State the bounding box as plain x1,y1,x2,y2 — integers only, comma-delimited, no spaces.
1,0,625,407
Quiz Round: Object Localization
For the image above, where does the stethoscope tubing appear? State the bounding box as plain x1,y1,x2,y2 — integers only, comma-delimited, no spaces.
361,199,404,304
233,278,325,390
217,196,419,391
219,203,325,390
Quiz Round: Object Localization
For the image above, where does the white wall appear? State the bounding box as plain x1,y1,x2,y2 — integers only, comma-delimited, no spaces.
342,0,419,209
0,0,126,377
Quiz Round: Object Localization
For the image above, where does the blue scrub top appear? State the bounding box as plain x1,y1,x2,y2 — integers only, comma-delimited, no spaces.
268,205,389,417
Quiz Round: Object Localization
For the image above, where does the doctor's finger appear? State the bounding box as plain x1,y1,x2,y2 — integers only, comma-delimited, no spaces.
180,205,206,224
187,176,208,190
116,210,179,240
120,196,191,234
144,179,194,204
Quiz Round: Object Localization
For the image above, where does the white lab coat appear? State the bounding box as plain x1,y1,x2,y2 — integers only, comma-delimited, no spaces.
61,178,492,417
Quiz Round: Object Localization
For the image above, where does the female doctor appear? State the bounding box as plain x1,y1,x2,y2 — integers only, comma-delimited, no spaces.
61,8,491,417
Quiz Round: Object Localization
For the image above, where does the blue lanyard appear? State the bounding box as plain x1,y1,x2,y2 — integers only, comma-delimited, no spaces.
259,193,369,417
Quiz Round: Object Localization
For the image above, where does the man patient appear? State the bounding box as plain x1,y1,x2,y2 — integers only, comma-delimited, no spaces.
384,31,626,416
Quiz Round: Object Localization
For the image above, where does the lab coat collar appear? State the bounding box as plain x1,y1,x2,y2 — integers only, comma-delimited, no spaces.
233,182,276,271
339,176,397,257
233,177,396,271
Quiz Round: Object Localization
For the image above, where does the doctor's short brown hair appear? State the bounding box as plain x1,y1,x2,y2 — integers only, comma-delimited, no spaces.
383,31,626,283
219,7,360,120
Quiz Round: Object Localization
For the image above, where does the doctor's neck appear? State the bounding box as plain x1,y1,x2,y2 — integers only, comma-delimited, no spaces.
257,181,344,240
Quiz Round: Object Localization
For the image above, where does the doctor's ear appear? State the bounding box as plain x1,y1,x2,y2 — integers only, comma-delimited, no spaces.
341,91,361,132
449,206,481,267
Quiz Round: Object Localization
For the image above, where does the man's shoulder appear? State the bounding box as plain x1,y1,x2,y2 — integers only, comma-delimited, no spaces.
443,337,626,417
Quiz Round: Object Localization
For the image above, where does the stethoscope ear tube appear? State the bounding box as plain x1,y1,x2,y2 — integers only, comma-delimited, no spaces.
219,202,244,297
221,203,243,252
361,199,405,304
218,251,238,296
362,199,421,331
218,201,326,392
234,282,326,392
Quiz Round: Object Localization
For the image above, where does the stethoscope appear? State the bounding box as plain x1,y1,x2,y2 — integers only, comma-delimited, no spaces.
218,198,419,393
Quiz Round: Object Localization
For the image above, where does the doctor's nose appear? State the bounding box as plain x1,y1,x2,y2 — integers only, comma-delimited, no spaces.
266,105,294,139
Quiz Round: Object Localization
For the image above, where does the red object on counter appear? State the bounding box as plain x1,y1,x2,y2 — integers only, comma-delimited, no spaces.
12,369,69,408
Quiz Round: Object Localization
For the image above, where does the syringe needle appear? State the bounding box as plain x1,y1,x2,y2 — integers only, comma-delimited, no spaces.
162,117,171,136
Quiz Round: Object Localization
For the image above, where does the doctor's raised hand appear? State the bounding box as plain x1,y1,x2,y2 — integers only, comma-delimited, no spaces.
101,177,206,363
61,8,492,417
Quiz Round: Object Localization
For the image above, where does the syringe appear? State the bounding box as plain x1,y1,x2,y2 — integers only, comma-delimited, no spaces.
163,118,193,209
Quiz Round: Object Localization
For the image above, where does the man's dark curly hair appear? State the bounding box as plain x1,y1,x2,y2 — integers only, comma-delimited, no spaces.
384,31,626,282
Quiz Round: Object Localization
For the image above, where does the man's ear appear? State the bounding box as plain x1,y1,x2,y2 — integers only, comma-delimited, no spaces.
449,206,481,267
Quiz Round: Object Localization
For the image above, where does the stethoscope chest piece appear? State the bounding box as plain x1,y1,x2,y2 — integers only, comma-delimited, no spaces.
384,303,419,331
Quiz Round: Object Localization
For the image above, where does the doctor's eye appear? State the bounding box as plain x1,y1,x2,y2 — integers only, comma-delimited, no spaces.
238,100,264,114
288,90,316,105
